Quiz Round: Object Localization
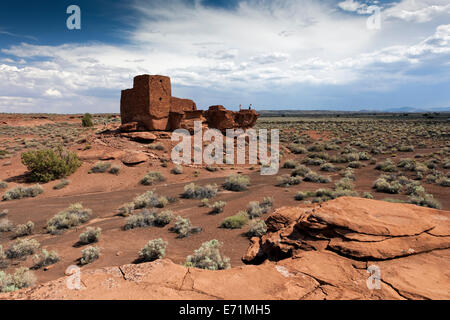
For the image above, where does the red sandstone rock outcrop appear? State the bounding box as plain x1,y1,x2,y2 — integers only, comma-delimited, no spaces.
120,75,258,132
203,105,258,131
1,198,448,300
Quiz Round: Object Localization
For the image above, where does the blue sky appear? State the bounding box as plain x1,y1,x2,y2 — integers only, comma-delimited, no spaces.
0,0,449,113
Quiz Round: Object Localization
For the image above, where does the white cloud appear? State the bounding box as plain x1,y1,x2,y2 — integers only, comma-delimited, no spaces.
385,0,450,23
250,52,290,64
338,0,366,12
44,88,62,98
0,0,449,112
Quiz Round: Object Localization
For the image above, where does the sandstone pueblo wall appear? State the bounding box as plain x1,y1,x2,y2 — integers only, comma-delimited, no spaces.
120,74,258,132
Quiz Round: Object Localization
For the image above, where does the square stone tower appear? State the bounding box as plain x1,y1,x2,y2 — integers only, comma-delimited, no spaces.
120,75,172,131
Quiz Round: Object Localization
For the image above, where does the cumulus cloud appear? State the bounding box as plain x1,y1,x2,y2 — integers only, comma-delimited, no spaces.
44,88,62,98
0,0,449,112
338,0,366,12
250,52,290,64
385,0,450,23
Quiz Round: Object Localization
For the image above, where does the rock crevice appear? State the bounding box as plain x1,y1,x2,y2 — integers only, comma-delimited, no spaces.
1,198,448,300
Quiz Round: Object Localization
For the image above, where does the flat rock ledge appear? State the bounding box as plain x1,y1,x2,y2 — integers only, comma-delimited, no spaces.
1,197,448,300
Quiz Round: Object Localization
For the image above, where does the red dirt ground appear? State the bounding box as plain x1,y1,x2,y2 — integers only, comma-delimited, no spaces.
0,115,448,287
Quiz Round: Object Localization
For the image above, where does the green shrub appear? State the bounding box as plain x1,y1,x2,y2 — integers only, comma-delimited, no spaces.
291,165,311,177
81,113,94,127
320,162,337,172
375,158,398,172
223,174,250,191
0,245,8,269
246,201,264,219
262,197,274,208
220,211,248,229
373,177,402,194
342,168,356,180
6,238,40,259
398,145,414,152
295,191,311,201
0,267,36,293
47,203,92,234
154,210,174,227
247,219,267,237
205,165,218,172
172,216,192,238
53,179,70,190
90,161,111,173
182,183,218,199
79,227,102,244
276,174,301,187
315,188,334,197
282,159,299,168
362,192,374,199
185,239,230,270
139,239,167,262
348,161,362,168
408,193,441,209
171,165,183,175
140,171,166,185
334,178,354,191
288,144,306,154
14,221,34,238
170,216,201,238
33,249,60,269
438,178,450,187
246,198,274,219
21,148,81,183
331,188,359,199
80,246,100,265
200,198,210,207
124,209,157,230
302,157,326,166
117,202,134,216
358,152,371,160
307,143,324,152
303,172,331,183
108,165,121,175
133,191,168,209
0,219,13,232
210,201,226,214
2,184,44,201
0,181,7,189
404,183,425,196
148,143,165,151
0,209,8,218
383,198,406,203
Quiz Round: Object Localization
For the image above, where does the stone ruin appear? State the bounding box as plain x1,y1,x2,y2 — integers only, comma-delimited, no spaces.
120,74,258,133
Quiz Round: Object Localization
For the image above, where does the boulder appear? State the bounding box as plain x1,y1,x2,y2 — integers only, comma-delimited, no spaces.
119,122,138,132
246,197,450,262
120,152,148,165
2,198,449,300
121,132,157,143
